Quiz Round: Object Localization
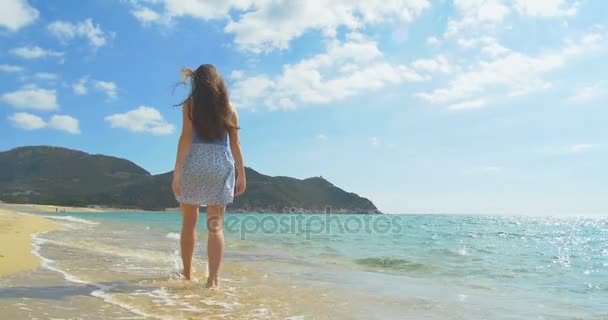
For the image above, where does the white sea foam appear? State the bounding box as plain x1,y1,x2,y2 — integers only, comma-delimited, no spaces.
37,215,99,225
91,290,164,319
250,308,270,317
199,298,242,311
31,233,165,320
131,288,202,314
166,232,180,240
32,234,90,285
457,246,469,256
39,237,173,266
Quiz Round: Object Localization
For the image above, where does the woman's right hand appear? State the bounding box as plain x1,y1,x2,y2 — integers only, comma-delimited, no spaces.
235,176,246,196
172,173,182,196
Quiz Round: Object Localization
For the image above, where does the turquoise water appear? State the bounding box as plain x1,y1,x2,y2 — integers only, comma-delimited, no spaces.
21,212,608,319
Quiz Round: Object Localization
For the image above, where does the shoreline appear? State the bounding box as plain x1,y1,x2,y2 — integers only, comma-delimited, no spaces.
0,203,119,213
0,202,381,214
0,207,62,276
0,204,603,319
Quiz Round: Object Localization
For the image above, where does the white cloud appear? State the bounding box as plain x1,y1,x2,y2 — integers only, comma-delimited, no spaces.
128,0,430,53
568,82,605,103
8,112,45,130
1,84,58,111
223,1,429,53
481,39,509,57
416,32,604,107
48,115,80,134
105,106,175,135
231,33,425,109
72,76,89,95
426,36,440,46
0,0,39,31
47,18,113,49
457,37,478,48
70,76,118,99
231,75,275,108
457,36,510,57
316,133,328,141
369,137,379,146
9,46,64,59
34,72,58,80
465,166,503,174
539,143,595,154
94,80,118,100
569,143,593,153
480,166,502,172
131,7,163,24
514,0,578,17
445,0,510,38
7,112,80,134
412,55,454,73
148,0,246,20
230,70,244,80
447,99,487,111
0,64,24,72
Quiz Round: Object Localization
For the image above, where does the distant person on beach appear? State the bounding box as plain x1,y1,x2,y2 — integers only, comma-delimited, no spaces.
172,64,246,288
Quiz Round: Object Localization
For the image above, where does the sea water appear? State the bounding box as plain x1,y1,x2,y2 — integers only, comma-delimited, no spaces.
1,212,606,319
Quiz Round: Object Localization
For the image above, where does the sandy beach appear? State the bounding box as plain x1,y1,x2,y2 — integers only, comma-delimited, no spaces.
0,207,61,275
0,203,107,214
0,203,107,276
0,205,604,319
0,202,172,278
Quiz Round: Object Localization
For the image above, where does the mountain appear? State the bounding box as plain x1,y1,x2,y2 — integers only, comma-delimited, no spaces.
0,146,380,213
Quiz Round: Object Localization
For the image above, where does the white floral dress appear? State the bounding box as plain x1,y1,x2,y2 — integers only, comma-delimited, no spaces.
175,134,235,206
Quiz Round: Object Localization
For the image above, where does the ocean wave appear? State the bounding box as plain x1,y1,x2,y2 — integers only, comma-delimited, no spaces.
91,289,162,319
166,232,180,240
456,246,469,256
429,247,474,258
200,298,242,311
354,257,436,273
31,233,164,319
37,215,99,225
39,237,174,265
32,234,89,285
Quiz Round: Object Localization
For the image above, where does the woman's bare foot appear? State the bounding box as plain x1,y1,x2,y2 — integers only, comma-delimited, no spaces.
179,270,198,282
206,274,220,288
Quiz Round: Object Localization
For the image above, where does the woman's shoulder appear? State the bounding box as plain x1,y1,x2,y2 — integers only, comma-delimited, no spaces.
227,104,238,120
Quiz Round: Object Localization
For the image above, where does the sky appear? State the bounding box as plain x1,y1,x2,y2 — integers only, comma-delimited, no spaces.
0,0,607,215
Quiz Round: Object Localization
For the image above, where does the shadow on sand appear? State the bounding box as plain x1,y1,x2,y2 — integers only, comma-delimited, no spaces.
0,277,199,301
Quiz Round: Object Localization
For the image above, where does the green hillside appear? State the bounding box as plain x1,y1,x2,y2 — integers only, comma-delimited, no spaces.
0,146,380,213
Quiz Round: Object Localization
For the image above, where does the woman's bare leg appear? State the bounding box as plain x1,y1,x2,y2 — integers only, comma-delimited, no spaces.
180,203,199,280
206,205,225,287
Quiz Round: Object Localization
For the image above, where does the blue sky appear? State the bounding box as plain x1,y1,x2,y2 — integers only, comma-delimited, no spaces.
1,0,607,215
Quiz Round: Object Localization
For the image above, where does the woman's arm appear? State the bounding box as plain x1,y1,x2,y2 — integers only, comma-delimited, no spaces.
172,102,193,195
229,110,246,196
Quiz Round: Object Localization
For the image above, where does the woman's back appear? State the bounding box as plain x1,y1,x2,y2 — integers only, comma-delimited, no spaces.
191,129,228,146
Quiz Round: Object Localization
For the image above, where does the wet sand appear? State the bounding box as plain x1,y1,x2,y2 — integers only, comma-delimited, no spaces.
0,208,61,275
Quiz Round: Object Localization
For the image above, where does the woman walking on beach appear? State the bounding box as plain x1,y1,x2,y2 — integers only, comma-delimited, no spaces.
172,64,246,288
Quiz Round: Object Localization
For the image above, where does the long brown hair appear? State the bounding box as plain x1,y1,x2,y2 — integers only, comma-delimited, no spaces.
178,64,238,141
